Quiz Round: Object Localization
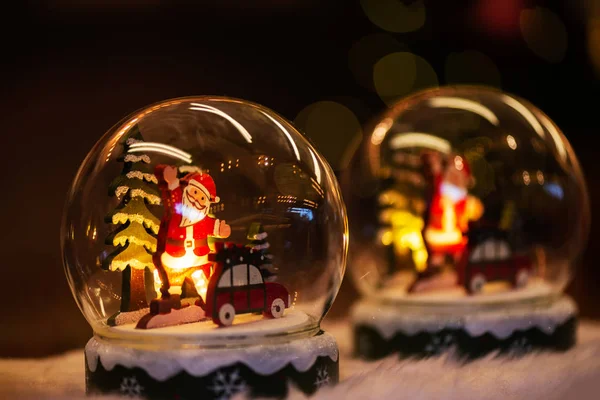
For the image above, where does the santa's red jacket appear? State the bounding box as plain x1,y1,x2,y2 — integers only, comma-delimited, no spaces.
423,174,469,255
154,168,219,262
426,175,469,233
161,185,218,257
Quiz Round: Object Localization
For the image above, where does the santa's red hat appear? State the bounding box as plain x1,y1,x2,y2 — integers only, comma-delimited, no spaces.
182,172,220,203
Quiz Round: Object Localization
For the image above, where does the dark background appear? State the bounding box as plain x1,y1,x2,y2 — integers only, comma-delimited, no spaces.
1,0,599,357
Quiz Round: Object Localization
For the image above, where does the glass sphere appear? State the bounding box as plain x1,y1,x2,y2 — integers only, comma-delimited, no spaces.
62,96,347,347
343,86,589,306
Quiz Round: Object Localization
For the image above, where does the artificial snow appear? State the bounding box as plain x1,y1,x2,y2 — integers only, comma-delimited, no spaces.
1,320,599,399
351,295,576,339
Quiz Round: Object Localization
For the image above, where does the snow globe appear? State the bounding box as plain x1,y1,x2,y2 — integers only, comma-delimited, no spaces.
343,86,589,359
61,97,347,399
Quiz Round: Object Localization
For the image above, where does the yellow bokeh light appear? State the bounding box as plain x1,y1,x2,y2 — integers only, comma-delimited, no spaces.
373,52,438,106
294,101,362,171
588,2,600,75
520,7,568,63
506,135,517,150
348,33,407,90
360,0,426,33
381,230,394,246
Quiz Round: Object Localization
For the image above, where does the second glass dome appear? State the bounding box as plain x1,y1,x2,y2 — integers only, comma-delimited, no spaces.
344,86,589,306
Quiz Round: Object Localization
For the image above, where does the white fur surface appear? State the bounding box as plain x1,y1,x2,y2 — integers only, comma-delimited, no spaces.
1,320,599,400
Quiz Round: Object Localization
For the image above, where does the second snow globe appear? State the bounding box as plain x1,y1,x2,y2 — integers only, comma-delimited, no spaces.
62,97,347,399
343,86,589,359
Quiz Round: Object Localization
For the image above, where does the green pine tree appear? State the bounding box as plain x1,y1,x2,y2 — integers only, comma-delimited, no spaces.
246,223,276,281
103,125,161,314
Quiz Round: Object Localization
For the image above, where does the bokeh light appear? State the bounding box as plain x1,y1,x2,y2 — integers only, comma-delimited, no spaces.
444,50,502,88
348,33,408,91
373,52,438,106
588,2,600,74
520,7,568,63
472,0,523,38
295,101,362,171
360,0,426,33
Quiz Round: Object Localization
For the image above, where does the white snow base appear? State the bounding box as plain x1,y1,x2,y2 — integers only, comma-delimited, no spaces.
85,331,339,382
351,295,576,340
2,321,600,400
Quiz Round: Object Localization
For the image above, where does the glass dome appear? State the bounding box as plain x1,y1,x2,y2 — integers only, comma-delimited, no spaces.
343,86,589,306
62,96,348,347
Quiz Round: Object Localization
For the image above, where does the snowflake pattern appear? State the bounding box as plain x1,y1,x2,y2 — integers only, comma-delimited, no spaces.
209,369,247,400
314,366,330,389
424,333,454,355
507,337,533,355
120,376,143,397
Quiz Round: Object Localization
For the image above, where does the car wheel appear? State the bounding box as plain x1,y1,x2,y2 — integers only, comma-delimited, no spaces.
218,303,235,326
515,269,529,288
469,273,486,294
268,298,285,318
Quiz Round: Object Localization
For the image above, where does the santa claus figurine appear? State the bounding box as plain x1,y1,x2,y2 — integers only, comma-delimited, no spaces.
153,165,231,300
409,152,483,292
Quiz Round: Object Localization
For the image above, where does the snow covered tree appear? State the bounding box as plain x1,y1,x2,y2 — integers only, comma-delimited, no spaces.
377,149,428,277
246,223,276,281
103,125,161,314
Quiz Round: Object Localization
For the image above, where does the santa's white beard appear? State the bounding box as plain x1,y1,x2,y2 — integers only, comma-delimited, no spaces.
179,192,207,227
440,181,467,202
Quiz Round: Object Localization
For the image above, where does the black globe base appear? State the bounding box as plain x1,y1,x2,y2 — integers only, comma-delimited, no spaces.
351,295,577,360
85,331,339,399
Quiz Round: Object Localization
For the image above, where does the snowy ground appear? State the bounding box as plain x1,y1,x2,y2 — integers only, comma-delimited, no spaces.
109,309,311,342
1,319,599,400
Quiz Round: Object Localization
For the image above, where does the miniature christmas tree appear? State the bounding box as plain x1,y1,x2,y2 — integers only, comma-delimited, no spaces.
377,148,428,277
246,223,276,281
103,125,161,314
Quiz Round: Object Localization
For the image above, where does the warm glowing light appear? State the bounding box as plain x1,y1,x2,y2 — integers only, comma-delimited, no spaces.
381,230,393,246
501,95,545,138
189,103,253,143
153,269,162,295
388,210,428,272
428,97,499,126
371,117,393,145
424,229,463,249
523,171,531,185
454,156,464,171
389,133,451,153
191,270,209,301
162,252,208,271
423,197,463,250
506,135,517,150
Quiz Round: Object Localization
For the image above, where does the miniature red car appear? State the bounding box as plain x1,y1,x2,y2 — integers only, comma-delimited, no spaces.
205,243,290,326
456,224,532,294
